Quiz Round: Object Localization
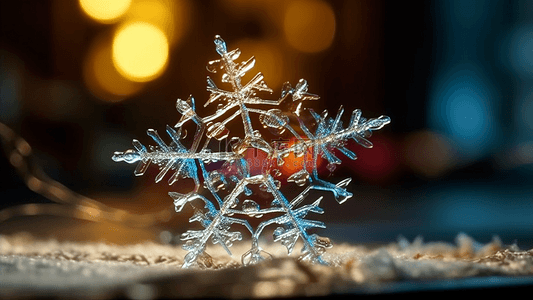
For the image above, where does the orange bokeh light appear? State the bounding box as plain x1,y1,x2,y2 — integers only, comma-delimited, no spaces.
283,0,336,53
278,138,326,180
234,39,284,91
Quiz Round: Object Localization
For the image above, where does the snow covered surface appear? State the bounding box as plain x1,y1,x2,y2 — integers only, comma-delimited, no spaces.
1,232,533,299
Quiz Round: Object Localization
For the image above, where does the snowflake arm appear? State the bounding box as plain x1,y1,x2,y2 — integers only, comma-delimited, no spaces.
177,176,258,268
241,175,329,265
276,106,391,203
112,126,238,189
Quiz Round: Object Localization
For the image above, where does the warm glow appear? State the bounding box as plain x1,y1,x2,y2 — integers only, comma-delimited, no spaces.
283,0,336,53
234,39,284,90
220,0,282,22
279,138,325,179
404,130,455,178
79,0,132,23
112,22,169,82
83,33,144,102
76,206,102,221
123,0,186,46
348,137,398,182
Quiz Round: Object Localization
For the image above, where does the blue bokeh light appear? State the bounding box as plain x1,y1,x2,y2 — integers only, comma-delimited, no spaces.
519,96,533,132
505,26,533,77
429,186,533,233
514,87,533,136
429,64,498,159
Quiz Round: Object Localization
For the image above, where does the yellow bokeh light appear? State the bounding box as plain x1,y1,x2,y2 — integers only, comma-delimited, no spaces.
112,22,169,82
83,33,144,102
122,0,187,46
283,0,336,53
79,0,132,23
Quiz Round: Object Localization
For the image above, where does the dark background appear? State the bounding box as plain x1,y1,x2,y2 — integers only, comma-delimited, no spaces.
0,0,532,248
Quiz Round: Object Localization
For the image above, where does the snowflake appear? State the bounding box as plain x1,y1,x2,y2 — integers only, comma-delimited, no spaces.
113,36,390,268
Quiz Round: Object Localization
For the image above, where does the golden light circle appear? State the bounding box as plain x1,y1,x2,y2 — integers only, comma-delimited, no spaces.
79,0,132,23
83,33,144,102
283,0,336,53
122,0,187,46
112,22,169,82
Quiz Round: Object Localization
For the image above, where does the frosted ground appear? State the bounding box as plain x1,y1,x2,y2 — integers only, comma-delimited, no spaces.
1,233,532,299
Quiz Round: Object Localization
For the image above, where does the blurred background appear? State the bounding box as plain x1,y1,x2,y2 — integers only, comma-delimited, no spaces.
0,0,532,248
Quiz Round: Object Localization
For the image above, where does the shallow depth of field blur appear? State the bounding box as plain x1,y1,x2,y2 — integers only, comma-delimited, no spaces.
0,0,532,248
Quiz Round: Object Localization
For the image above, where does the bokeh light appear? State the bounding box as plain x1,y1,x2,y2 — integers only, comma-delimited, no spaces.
448,94,485,137
83,33,144,102
122,0,187,46
516,88,533,132
348,136,398,182
220,0,281,22
519,97,533,132
79,0,132,23
112,22,169,82
502,26,533,78
429,65,499,160
403,130,455,178
431,188,533,233
283,0,336,53
234,39,284,91
278,138,326,180
505,26,533,78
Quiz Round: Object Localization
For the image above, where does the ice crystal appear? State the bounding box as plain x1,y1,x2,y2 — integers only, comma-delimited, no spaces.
113,36,390,268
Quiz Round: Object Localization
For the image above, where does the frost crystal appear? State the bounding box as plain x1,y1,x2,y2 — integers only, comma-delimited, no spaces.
113,36,390,268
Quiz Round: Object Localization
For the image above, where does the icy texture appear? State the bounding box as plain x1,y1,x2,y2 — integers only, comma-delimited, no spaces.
113,35,390,268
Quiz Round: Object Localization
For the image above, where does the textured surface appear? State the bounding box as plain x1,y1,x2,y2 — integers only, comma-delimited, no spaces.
1,233,533,299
